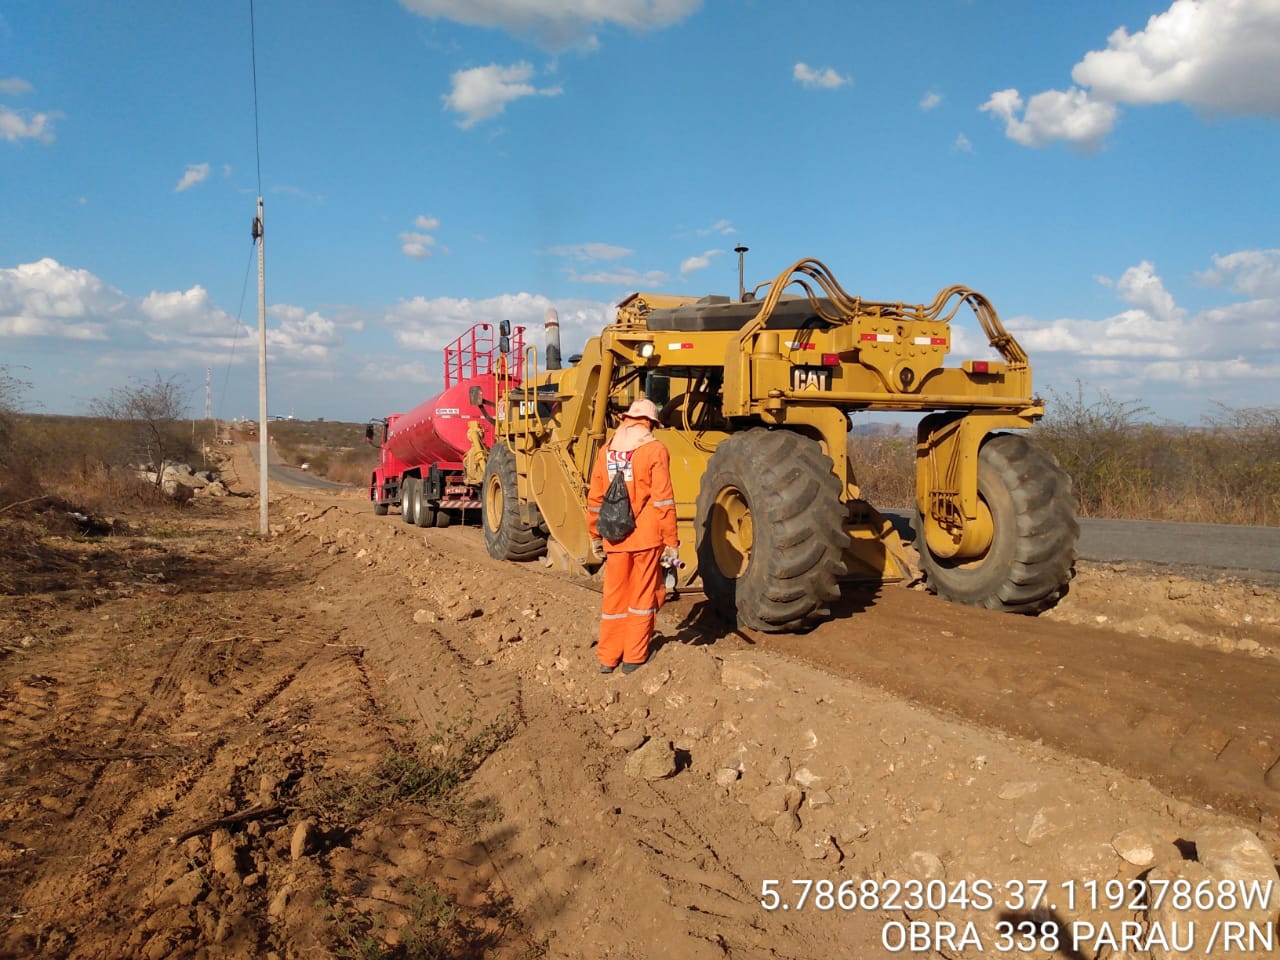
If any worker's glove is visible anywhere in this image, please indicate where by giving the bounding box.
[662,545,679,563]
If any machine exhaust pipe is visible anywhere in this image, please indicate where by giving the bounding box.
[544,306,562,370]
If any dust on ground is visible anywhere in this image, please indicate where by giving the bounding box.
[2,457,1278,959]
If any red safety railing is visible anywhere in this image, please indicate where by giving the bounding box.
[443,323,525,388]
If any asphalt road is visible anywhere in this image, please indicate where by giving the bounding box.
[882,509,1280,577]
[244,440,351,491]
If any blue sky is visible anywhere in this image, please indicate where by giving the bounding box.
[2,0,1277,424]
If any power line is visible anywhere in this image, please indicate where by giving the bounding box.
[248,0,263,196]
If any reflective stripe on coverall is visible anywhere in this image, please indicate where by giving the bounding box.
[586,439,678,667]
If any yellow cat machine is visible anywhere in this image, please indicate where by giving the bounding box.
[476,257,1078,632]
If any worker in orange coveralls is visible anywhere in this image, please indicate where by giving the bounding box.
[586,398,678,674]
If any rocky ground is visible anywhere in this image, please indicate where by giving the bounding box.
[1,449,1277,959]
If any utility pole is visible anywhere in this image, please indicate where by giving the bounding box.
[255,198,269,536]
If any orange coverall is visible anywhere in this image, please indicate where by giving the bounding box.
[586,439,678,668]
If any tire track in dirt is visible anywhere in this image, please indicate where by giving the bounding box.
[746,584,1280,825]
[290,502,884,959]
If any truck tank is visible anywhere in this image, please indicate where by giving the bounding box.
[384,323,524,468]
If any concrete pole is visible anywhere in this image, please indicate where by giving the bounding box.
[256,197,269,536]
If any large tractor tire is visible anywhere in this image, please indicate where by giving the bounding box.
[400,476,419,525]
[482,444,547,561]
[695,429,848,632]
[913,433,1078,613]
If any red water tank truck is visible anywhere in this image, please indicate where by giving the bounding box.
[367,322,527,527]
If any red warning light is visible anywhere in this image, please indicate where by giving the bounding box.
[821,353,840,366]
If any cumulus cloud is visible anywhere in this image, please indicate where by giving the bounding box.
[1196,249,1280,297]
[983,0,1280,149]
[401,214,442,258]
[680,249,722,275]
[793,62,850,90]
[547,242,632,261]
[954,133,973,153]
[1072,0,1280,115]
[0,256,350,370]
[174,162,211,192]
[920,91,943,111]
[980,86,1117,150]
[442,61,562,127]
[1005,252,1280,391]
[267,304,345,361]
[399,0,701,49]
[400,232,437,259]
[0,259,119,339]
[0,106,56,142]
[385,291,613,357]
[0,77,32,95]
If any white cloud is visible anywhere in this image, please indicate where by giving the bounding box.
[954,133,973,153]
[0,257,346,368]
[680,249,722,275]
[696,219,735,237]
[442,61,562,128]
[1196,249,1280,297]
[567,266,668,287]
[794,62,850,90]
[267,304,344,361]
[399,0,701,49]
[0,77,32,95]
[0,106,56,142]
[401,214,442,258]
[1115,260,1183,323]
[547,242,632,261]
[385,291,613,356]
[0,258,121,339]
[174,162,211,192]
[1072,0,1280,115]
[983,0,1280,149]
[222,163,232,177]
[400,232,437,259]
[1005,254,1280,382]
[980,86,1117,150]
[920,91,943,111]
[1143,357,1280,383]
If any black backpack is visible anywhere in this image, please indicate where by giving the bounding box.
[597,461,636,543]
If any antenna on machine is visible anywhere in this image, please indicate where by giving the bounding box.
[734,244,749,302]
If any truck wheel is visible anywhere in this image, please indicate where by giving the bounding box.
[695,429,848,632]
[913,433,1078,613]
[374,501,389,516]
[482,443,547,561]
[400,477,419,525]
[434,510,452,528]
[415,495,437,528]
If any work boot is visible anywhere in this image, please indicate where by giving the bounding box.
[620,661,644,675]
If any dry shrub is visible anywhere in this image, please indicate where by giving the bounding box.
[846,427,914,508]
[1034,387,1279,526]
[840,389,1279,527]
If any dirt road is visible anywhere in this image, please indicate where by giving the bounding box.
[2,455,1277,959]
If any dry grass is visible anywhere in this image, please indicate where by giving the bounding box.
[846,395,1280,527]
